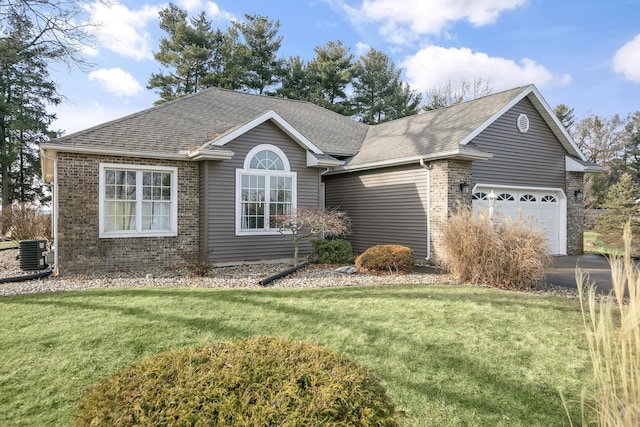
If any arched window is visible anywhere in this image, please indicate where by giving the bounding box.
[236,145,296,234]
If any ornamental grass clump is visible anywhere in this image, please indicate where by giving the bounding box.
[355,244,415,274]
[73,336,398,426]
[441,207,550,289]
[571,223,640,426]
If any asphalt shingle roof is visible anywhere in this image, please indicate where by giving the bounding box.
[48,84,580,168]
[346,86,528,166]
[50,87,368,157]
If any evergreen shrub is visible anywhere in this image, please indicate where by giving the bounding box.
[74,336,398,426]
[355,244,415,274]
[310,238,353,264]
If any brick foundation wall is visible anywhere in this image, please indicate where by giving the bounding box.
[55,153,199,275]
[566,171,584,255]
[428,159,472,263]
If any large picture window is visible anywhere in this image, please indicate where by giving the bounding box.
[99,164,177,238]
[236,145,296,235]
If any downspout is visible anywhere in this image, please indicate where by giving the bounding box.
[41,150,59,275]
[419,158,431,262]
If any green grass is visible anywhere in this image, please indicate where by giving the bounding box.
[0,240,18,249]
[584,231,624,256]
[0,285,592,426]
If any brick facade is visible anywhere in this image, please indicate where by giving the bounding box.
[566,171,585,255]
[55,153,199,275]
[428,159,473,262]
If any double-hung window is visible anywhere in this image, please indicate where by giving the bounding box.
[99,164,178,238]
[236,145,296,235]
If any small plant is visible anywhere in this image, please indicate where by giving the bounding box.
[181,249,212,277]
[275,207,351,264]
[355,244,415,274]
[73,336,398,426]
[441,207,550,289]
[310,238,353,264]
[570,222,640,426]
[0,203,51,241]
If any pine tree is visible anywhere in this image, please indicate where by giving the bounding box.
[148,3,232,103]
[306,40,355,115]
[230,14,284,94]
[0,12,59,209]
[0,0,92,209]
[276,56,312,100]
[351,48,421,124]
[594,173,640,248]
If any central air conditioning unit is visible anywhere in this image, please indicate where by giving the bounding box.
[19,240,49,271]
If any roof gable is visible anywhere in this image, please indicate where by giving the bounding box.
[208,110,323,154]
[460,85,585,161]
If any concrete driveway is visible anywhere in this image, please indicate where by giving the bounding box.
[545,254,613,294]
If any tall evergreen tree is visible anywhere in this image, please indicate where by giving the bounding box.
[1,12,62,209]
[594,173,640,248]
[0,0,92,209]
[148,4,232,103]
[230,14,284,94]
[554,104,576,134]
[276,56,312,100]
[306,40,355,114]
[351,48,421,124]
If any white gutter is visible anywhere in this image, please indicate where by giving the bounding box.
[419,158,431,262]
[40,149,59,275]
[41,144,234,161]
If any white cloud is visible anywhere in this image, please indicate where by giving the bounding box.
[345,0,527,43]
[88,68,144,97]
[401,45,571,92]
[179,0,236,21]
[613,34,640,83]
[84,1,160,60]
[355,42,371,56]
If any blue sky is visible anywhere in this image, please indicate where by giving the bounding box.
[51,0,640,135]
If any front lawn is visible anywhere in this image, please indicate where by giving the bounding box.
[0,284,591,426]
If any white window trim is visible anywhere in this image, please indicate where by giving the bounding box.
[99,163,178,238]
[235,144,297,236]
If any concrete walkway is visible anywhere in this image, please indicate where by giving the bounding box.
[545,254,613,294]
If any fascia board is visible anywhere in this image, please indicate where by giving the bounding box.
[325,149,492,175]
[41,144,233,162]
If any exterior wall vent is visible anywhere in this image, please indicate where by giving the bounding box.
[19,240,49,271]
[517,114,530,133]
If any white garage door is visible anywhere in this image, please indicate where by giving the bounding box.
[472,186,566,255]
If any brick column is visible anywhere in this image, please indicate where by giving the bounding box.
[566,172,585,255]
[428,159,472,263]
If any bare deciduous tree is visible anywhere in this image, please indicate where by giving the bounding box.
[422,78,492,111]
[274,207,350,264]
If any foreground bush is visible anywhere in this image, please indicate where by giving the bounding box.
[355,244,415,274]
[572,223,640,426]
[74,336,398,426]
[311,238,353,264]
[442,208,549,289]
[0,203,51,241]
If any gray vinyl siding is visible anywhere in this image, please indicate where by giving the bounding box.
[201,121,320,263]
[324,165,428,259]
[468,98,567,189]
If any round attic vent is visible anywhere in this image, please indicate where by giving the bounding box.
[517,113,530,133]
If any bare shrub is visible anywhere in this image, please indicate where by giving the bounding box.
[0,203,51,241]
[570,222,640,426]
[181,250,212,277]
[355,244,415,274]
[441,207,550,290]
